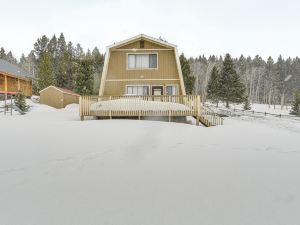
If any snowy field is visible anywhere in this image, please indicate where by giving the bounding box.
[208,101,292,115]
[0,101,300,225]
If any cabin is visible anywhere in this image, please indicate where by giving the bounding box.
[39,86,80,109]
[79,34,223,126]
[0,59,32,97]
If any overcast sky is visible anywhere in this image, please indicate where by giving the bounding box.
[0,0,299,60]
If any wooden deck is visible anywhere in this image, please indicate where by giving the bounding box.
[79,95,223,126]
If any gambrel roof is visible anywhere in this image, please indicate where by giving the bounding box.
[108,34,177,49]
[99,34,186,95]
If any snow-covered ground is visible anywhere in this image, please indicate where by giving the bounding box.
[208,102,291,115]
[0,101,300,225]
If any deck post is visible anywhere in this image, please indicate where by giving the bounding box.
[168,110,171,122]
[80,116,84,121]
[109,96,112,119]
[4,75,7,102]
[196,95,200,126]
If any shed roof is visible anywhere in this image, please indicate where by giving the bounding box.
[0,59,33,78]
[39,86,80,97]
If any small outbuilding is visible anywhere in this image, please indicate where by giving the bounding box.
[39,86,80,109]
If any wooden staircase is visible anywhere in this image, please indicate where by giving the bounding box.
[196,105,223,127]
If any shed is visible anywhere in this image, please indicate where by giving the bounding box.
[39,86,80,109]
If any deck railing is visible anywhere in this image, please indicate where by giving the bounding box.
[79,95,223,126]
[200,105,224,126]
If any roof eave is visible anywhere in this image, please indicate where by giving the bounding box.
[107,34,177,50]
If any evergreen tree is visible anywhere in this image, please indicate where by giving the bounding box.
[92,47,104,94]
[180,53,195,94]
[206,66,221,106]
[290,91,300,116]
[0,47,6,59]
[65,41,76,89]
[74,58,94,95]
[219,54,246,108]
[36,52,55,91]
[14,91,29,112]
[243,95,251,110]
[34,35,49,60]
[55,33,69,88]
[74,43,84,60]
[6,51,17,64]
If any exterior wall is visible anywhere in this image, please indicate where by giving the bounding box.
[0,72,32,96]
[40,87,64,109]
[104,80,181,96]
[0,74,5,91]
[102,39,182,96]
[40,86,79,109]
[62,93,79,107]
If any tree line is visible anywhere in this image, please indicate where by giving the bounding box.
[189,54,300,109]
[1,34,299,113]
[1,33,104,95]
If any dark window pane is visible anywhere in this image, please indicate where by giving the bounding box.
[149,54,157,68]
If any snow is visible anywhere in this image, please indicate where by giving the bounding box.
[208,102,291,116]
[90,98,190,112]
[0,101,300,225]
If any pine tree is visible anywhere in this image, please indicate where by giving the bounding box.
[36,52,55,91]
[290,91,300,116]
[206,66,221,106]
[92,47,104,94]
[219,54,246,108]
[74,44,84,60]
[180,53,195,94]
[34,35,50,60]
[14,91,29,112]
[74,58,94,95]
[6,51,17,64]
[243,95,251,110]
[0,47,6,59]
[55,33,69,88]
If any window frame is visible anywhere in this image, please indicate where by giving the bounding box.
[126,52,158,70]
[125,85,151,96]
[165,84,179,95]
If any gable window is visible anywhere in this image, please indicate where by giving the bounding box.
[126,85,149,95]
[127,54,157,69]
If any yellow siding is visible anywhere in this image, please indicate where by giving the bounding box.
[62,93,79,107]
[103,47,181,95]
[104,80,181,96]
[40,86,79,109]
[40,87,64,109]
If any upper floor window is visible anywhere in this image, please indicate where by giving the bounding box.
[128,54,157,69]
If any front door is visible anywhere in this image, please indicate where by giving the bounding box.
[152,86,163,95]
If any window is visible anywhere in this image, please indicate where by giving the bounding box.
[128,54,157,69]
[126,86,149,95]
[166,85,177,95]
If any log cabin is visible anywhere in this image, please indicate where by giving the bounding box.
[79,34,223,126]
[0,59,32,97]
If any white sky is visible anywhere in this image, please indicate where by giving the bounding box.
[0,0,299,60]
